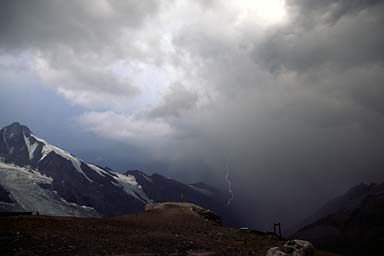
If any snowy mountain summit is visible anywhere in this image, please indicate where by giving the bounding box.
[0,122,230,221]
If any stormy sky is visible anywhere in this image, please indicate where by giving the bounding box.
[1,0,384,231]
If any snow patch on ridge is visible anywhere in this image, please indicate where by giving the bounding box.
[189,184,212,196]
[141,172,153,183]
[113,173,151,203]
[23,132,38,160]
[87,163,109,177]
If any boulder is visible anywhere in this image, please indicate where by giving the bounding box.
[266,240,314,256]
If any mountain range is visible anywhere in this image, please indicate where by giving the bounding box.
[0,122,234,224]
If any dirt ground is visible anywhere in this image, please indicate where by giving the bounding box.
[0,205,338,256]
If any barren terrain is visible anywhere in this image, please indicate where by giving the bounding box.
[0,203,337,256]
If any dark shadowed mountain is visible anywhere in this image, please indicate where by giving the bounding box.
[0,122,235,224]
[293,182,384,255]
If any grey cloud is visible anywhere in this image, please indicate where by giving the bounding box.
[0,0,161,51]
[0,0,165,109]
[50,52,139,107]
[28,49,140,109]
[149,84,198,118]
[195,0,221,9]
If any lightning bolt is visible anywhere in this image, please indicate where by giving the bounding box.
[225,163,234,207]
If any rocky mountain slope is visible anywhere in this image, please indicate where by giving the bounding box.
[0,122,233,223]
[293,182,384,255]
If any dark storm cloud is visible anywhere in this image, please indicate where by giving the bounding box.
[288,0,384,24]
[256,1,384,72]
[252,0,384,118]
[141,0,384,230]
